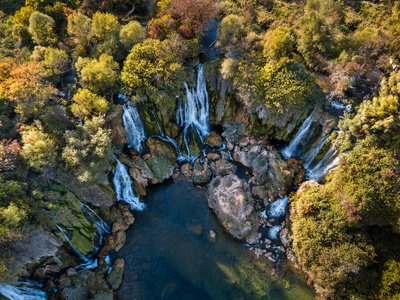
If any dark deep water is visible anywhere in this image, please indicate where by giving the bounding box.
[114,175,316,300]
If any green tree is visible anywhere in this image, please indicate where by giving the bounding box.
[75,54,119,96]
[216,14,245,51]
[20,125,56,170]
[236,57,314,115]
[91,12,120,43]
[43,47,70,83]
[122,35,194,108]
[28,11,57,46]
[67,11,92,54]
[119,20,145,51]
[70,88,109,120]
[263,26,295,61]
[62,116,112,184]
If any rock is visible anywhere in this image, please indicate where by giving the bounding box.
[106,106,126,144]
[233,146,249,167]
[61,286,89,300]
[107,259,125,290]
[210,156,237,177]
[204,131,223,148]
[54,195,98,256]
[181,163,193,179]
[113,230,126,252]
[207,152,220,160]
[67,267,77,277]
[268,256,276,263]
[127,156,155,196]
[287,158,305,186]
[280,228,289,248]
[253,247,263,258]
[93,291,114,300]
[251,185,269,201]
[145,156,175,184]
[207,230,217,242]
[187,224,203,235]
[207,175,258,240]
[146,137,178,164]
[246,231,262,244]
[10,229,62,279]
[33,256,63,279]
[191,158,212,184]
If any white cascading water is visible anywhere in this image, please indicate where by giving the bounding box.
[282,114,314,159]
[0,283,46,300]
[122,104,147,153]
[303,130,339,169]
[268,225,282,240]
[56,225,90,263]
[113,159,145,211]
[80,202,110,245]
[176,64,210,156]
[307,145,340,182]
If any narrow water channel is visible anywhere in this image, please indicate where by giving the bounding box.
[113,174,316,300]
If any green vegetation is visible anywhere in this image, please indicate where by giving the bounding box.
[0,0,399,297]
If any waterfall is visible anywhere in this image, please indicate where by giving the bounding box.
[0,283,46,300]
[80,202,110,244]
[307,145,340,182]
[282,114,314,159]
[56,225,89,262]
[303,130,339,169]
[268,196,288,218]
[122,104,146,153]
[113,159,145,211]
[150,110,193,162]
[177,64,210,156]
[268,225,282,240]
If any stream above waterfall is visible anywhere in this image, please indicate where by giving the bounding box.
[112,174,316,300]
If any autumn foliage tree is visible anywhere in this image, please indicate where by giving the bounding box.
[0,61,55,118]
[148,0,216,39]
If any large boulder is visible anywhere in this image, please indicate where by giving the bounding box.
[207,175,258,240]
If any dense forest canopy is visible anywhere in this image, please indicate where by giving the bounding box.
[0,0,399,299]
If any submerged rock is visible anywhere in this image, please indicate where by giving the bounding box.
[207,175,258,240]
[107,258,125,290]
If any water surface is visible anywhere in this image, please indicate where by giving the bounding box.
[115,175,316,300]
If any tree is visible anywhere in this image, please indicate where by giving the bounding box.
[75,54,119,96]
[148,0,216,39]
[121,35,193,108]
[263,26,295,61]
[28,11,58,46]
[91,12,120,43]
[20,125,56,170]
[67,11,92,54]
[62,116,112,184]
[43,47,70,83]
[0,61,55,118]
[216,14,245,51]
[70,88,109,120]
[119,20,145,51]
[236,57,315,116]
